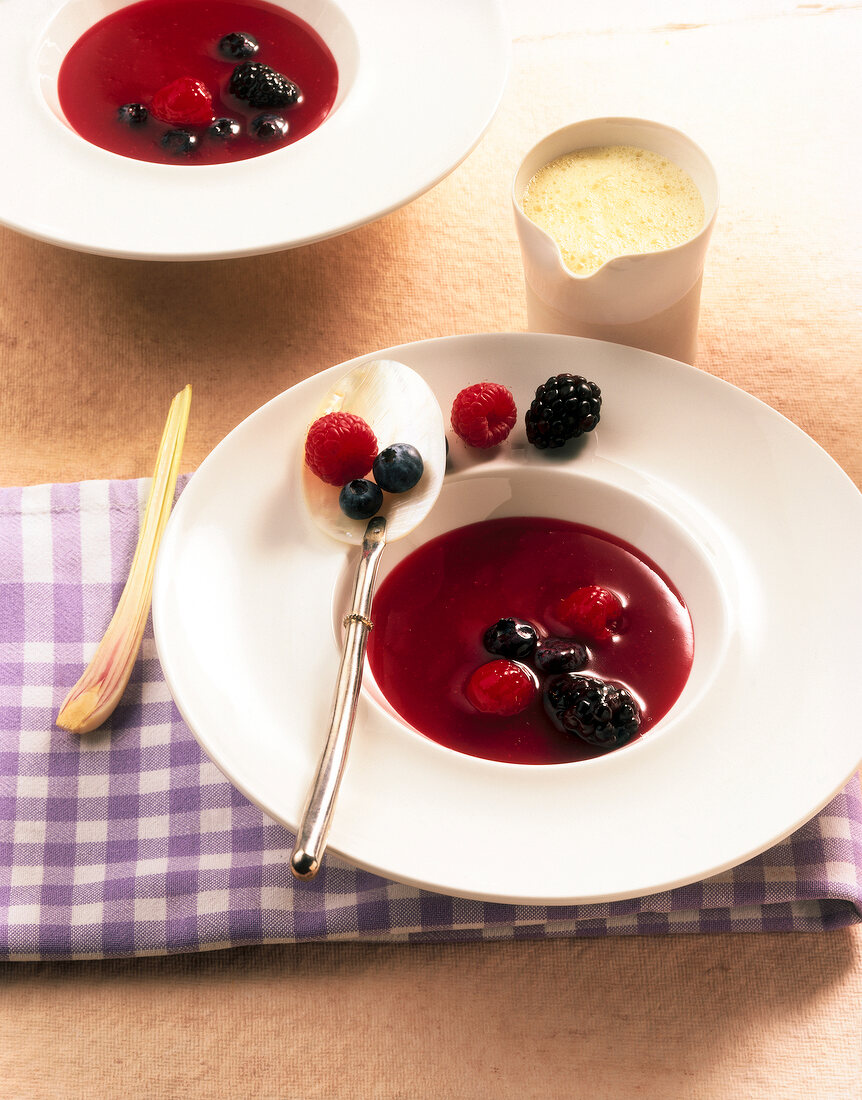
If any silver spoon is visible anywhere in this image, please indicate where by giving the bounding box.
[290,359,446,878]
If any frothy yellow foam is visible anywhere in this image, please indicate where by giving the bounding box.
[522,145,704,276]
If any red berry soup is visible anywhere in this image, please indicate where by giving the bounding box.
[57,0,338,165]
[366,516,694,765]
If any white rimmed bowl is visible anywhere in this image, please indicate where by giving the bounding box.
[153,332,862,903]
[4,0,509,259]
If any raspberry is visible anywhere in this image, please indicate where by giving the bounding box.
[305,412,378,486]
[525,374,602,449]
[543,674,641,749]
[150,77,213,126]
[557,585,622,641]
[465,660,535,717]
[229,62,302,109]
[450,382,517,448]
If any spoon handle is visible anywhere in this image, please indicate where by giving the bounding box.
[290,515,388,879]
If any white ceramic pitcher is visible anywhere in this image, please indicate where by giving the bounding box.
[512,118,719,364]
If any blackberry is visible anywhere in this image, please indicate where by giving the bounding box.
[160,129,199,156]
[339,479,383,521]
[250,113,289,140]
[229,62,302,109]
[117,103,148,126]
[483,618,538,660]
[543,674,641,750]
[218,32,259,59]
[533,637,588,674]
[208,117,241,139]
[525,374,602,449]
[372,444,424,493]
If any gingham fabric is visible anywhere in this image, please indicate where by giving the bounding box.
[1,478,860,960]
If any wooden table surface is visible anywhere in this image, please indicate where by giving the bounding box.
[2,1,860,1096]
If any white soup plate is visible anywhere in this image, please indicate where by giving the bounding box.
[152,333,862,904]
[4,0,508,259]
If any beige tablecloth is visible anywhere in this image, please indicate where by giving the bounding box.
[1,0,860,1095]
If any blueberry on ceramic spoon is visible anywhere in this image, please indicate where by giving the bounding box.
[372,444,424,493]
[339,479,384,520]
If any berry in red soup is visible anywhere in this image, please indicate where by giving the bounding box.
[57,0,338,165]
[465,660,537,717]
[366,516,694,765]
[557,584,623,641]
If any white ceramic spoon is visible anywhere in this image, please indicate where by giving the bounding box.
[290,359,446,878]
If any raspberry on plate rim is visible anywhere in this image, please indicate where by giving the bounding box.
[450,381,518,449]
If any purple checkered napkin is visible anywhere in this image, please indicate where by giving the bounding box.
[1,478,861,960]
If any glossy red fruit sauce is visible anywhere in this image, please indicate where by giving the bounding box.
[366,516,694,765]
[57,0,338,165]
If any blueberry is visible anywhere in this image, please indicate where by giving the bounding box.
[160,129,199,156]
[218,32,259,59]
[208,117,241,139]
[339,479,383,520]
[483,618,538,660]
[118,103,148,125]
[372,444,424,493]
[534,637,589,674]
[250,113,289,140]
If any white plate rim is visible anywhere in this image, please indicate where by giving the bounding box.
[153,332,862,904]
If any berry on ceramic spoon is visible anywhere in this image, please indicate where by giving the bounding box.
[304,412,379,486]
[339,479,384,521]
[372,444,424,493]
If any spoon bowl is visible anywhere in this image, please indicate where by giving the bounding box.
[301,358,447,543]
[291,359,446,877]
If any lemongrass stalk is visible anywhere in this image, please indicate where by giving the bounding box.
[56,385,192,734]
